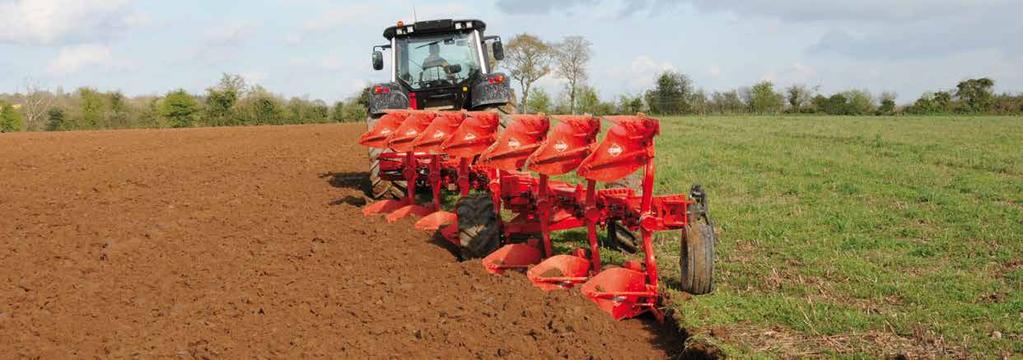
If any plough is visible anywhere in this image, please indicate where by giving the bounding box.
[358,110,716,320]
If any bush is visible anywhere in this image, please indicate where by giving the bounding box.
[161,90,199,128]
[0,101,24,132]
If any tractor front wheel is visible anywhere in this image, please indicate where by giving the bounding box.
[456,193,502,259]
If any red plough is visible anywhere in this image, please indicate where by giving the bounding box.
[356,110,716,321]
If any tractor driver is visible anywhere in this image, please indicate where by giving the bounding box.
[422,42,449,70]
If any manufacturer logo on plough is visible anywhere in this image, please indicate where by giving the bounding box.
[508,138,521,149]
[554,141,568,152]
[608,144,623,157]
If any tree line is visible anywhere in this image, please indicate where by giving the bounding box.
[0,74,369,133]
[3,34,1023,133]
[501,33,1023,116]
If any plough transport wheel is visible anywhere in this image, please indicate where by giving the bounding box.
[680,222,715,295]
[456,193,501,259]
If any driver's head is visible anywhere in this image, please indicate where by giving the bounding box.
[429,43,440,55]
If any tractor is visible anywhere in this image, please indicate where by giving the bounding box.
[365,19,513,200]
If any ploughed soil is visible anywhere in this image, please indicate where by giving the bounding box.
[0,124,684,359]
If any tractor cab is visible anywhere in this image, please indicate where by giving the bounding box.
[368,19,512,115]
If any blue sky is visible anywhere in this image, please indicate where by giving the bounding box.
[1,0,1021,103]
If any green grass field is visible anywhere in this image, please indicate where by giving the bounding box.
[626,116,1023,357]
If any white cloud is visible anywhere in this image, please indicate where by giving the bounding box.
[0,0,140,45]
[303,4,377,33]
[204,22,255,47]
[708,64,722,78]
[760,62,818,85]
[677,0,1021,22]
[623,55,676,90]
[290,1,468,44]
[495,0,599,15]
[47,43,127,74]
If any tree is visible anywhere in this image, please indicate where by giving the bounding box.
[161,90,199,128]
[331,101,347,122]
[824,94,851,115]
[19,81,55,131]
[504,34,554,113]
[933,91,954,113]
[553,36,592,114]
[785,85,813,113]
[0,101,25,132]
[644,71,694,115]
[955,78,995,113]
[108,91,130,128]
[244,86,283,125]
[843,89,875,115]
[205,73,246,126]
[877,91,897,115]
[46,107,65,131]
[581,84,601,114]
[78,88,106,130]
[709,90,746,114]
[618,94,643,114]
[749,81,784,114]
[526,88,552,113]
[690,89,708,115]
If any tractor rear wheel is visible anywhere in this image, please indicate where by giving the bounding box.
[456,193,502,259]
[606,221,639,253]
[366,115,406,200]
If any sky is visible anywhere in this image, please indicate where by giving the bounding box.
[1,0,1021,103]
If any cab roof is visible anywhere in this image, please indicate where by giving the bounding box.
[383,19,487,40]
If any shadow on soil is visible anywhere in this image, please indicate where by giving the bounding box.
[320,171,371,206]
[322,171,720,359]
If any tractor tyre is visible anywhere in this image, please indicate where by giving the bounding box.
[366,115,406,200]
[606,221,639,253]
[680,222,715,295]
[456,193,502,259]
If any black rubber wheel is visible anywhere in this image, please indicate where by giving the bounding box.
[606,221,639,253]
[366,115,406,200]
[680,222,715,295]
[456,193,502,259]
